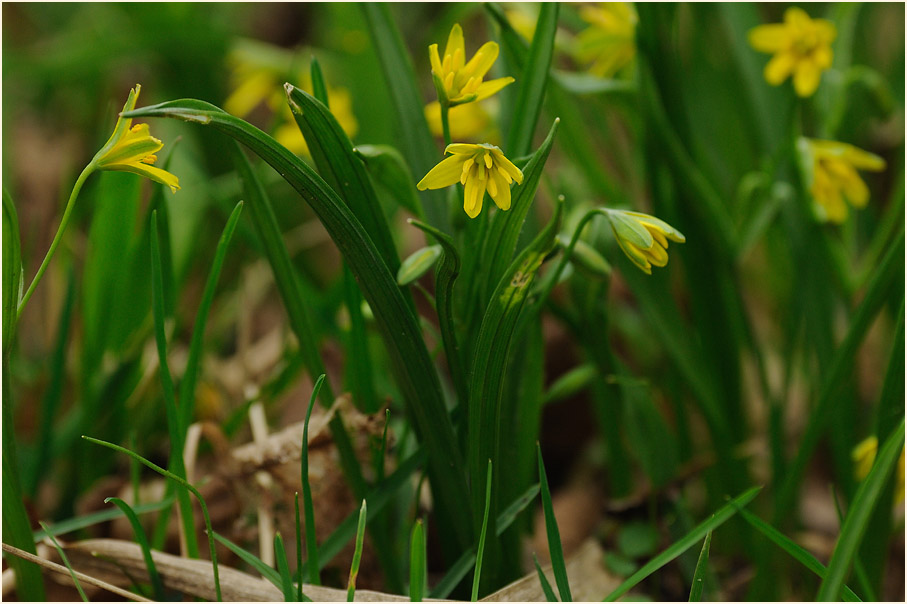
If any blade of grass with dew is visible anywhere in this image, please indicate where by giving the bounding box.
[105,497,165,601]
[775,232,905,520]
[410,519,425,602]
[275,533,296,602]
[128,99,472,551]
[359,2,443,230]
[302,375,324,586]
[735,507,861,602]
[32,498,174,542]
[409,219,467,406]
[354,144,424,220]
[39,521,88,602]
[538,444,572,602]
[472,460,493,601]
[347,500,367,602]
[287,84,400,273]
[150,210,200,559]
[688,531,711,601]
[429,482,541,599]
[228,142,369,504]
[468,198,563,569]
[505,3,558,157]
[533,553,559,602]
[604,486,763,602]
[818,418,906,601]
[82,436,223,602]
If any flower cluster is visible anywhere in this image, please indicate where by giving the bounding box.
[801,138,886,223]
[606,210,686,275]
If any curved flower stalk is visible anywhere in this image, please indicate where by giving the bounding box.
[416,143,523,218]
[572,2,638,78]
[17,85,179,318]
[605,209,685,274]
[749,6,836,98]
[800,138,886,223]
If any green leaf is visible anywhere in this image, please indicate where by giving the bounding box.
[533,553,560,602]
[538,444,572,601]
[128,98,471,551]
[32,498,173,542]
[2,189,21,355]
[688,531,711,601]
[468,197,562,543]
[213,531,282,588]
[286,84,400,272]
[355,144,424,219]
[409,519,425,602]
[397,245,442,286]
[347,500,367,602]
[506,3,558,157]
[360,3,448,231]
[39,522,88,602]
[555,235,612,280]
[310,57,328,105]
[550,71,636,96]
[472,460,493,601]
[604,486,762,601]
[817,418,905,601]
[542,363,599,406]
[302,375,324,586]
[275,533,296,602]
[105,497,165,601]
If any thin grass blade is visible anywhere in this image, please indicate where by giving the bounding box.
[105,497,166,601]
[32,498,173,542]
[212,531,281,587]
[302,375,325,585]
[347,500,367,602]
[538,444,572,601]
[533,553,559,602]
[409,519,425,602]
[39,522,88,602]
[275,533,296,602]
[688,531,711,601]
[472,460,493,601]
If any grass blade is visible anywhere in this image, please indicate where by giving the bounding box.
[604,486,763,601]
[310,57,328,105]
[295,493,303,600]
[105,497,166,600]
[347,500,368,602]
[302,375,325,585]
[212,531,281,587]
[359,2,444,230]
[2,189,22,353]
[505,3,559,157]
[817,418,906,601]
[409,519,425,602]
[32,498,174,542]
[688,531,711,601]
[533,553,559,602]
[128,99,472,551]
[83,436,222,601]
[39,521,88,602]
[275,533,296,602]
[538,444,572,602]
[472,460,493,601]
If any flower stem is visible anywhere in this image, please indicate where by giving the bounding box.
[17,163,94,320]
[440,102,452,148]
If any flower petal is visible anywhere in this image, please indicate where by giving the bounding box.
[487,169,512,211]
[463,171,484,218]
[474,77,515,102]
[463,41,500,80]
[105,162,180,193]
[446,24,465,66]
[764,51,796,85]
[429,44,443,76]
[417,154,466,190]
[748,24,789,53]
[446,143,481,155]
[793,60,822,97]
[491,149,523,184]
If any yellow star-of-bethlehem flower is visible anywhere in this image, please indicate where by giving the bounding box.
[853,436,905,504]
[802,138,886,223]
[93,85,180,193]
[430,23,514,106]
[606,209,685,274]
[572,2,638,78]
[748,7,836,97]
[417,143,523,219]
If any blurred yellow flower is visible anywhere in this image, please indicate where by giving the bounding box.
[417,143,523,218]
[748,7,836,97]
[425,100,492,141]
[853,436,905,503]
[430,23,514,106]
[93,85,180,193]
[606,210,685,274]
[802,138,886,223]
[572,3,637,78]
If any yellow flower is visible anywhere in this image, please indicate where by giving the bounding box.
[430,24,514,106]
[802,138,886,223]
[416,143,523,219]
[748,7,836,97]
[93,85,180,193]
[853,436,905,504]
[606,209,685,274]
[425,100,493,141]
[572,3,637,78]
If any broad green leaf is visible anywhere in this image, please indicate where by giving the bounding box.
[818,418,905,601]
[360,3,448,231]
[604,487,762,601]
[397,245,442,286]
[126,99,471,549]
[505,3,559,157]
[355,144,424,219]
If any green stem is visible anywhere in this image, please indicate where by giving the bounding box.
[440,102,452,148]
[17,163,94,319]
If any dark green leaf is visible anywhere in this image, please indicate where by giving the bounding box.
[2,189,21,355]
[409,520,425,602]
[355,144,424,219]
[275,533,296,602]
[105,497,165,600]
[688,531,711,601]
[533,553,559,602]
[538,444,572,601]
[397,245,442,286]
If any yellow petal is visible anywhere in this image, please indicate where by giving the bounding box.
[748,24,789,53]
[487,169,511,211]
[417,155,466,190]
[446,24,465,67]
[474,77,515,102]
[429,44,443,76]
[784,6,811,29]
[793,60,822,97]
[843,146,886,171]
[463,41,500,80]
[98,124,163,166]
[644,242,669,267]
[446,143,481,155]
[615,237,652,274]
[764,52,796,85]
[224,71,277,117]
[812,44,833,69]
[814,19,837,43]
[463,172,484,218]
[491,149,523,184]
[838,165,870,208]
[105,162,180,193]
